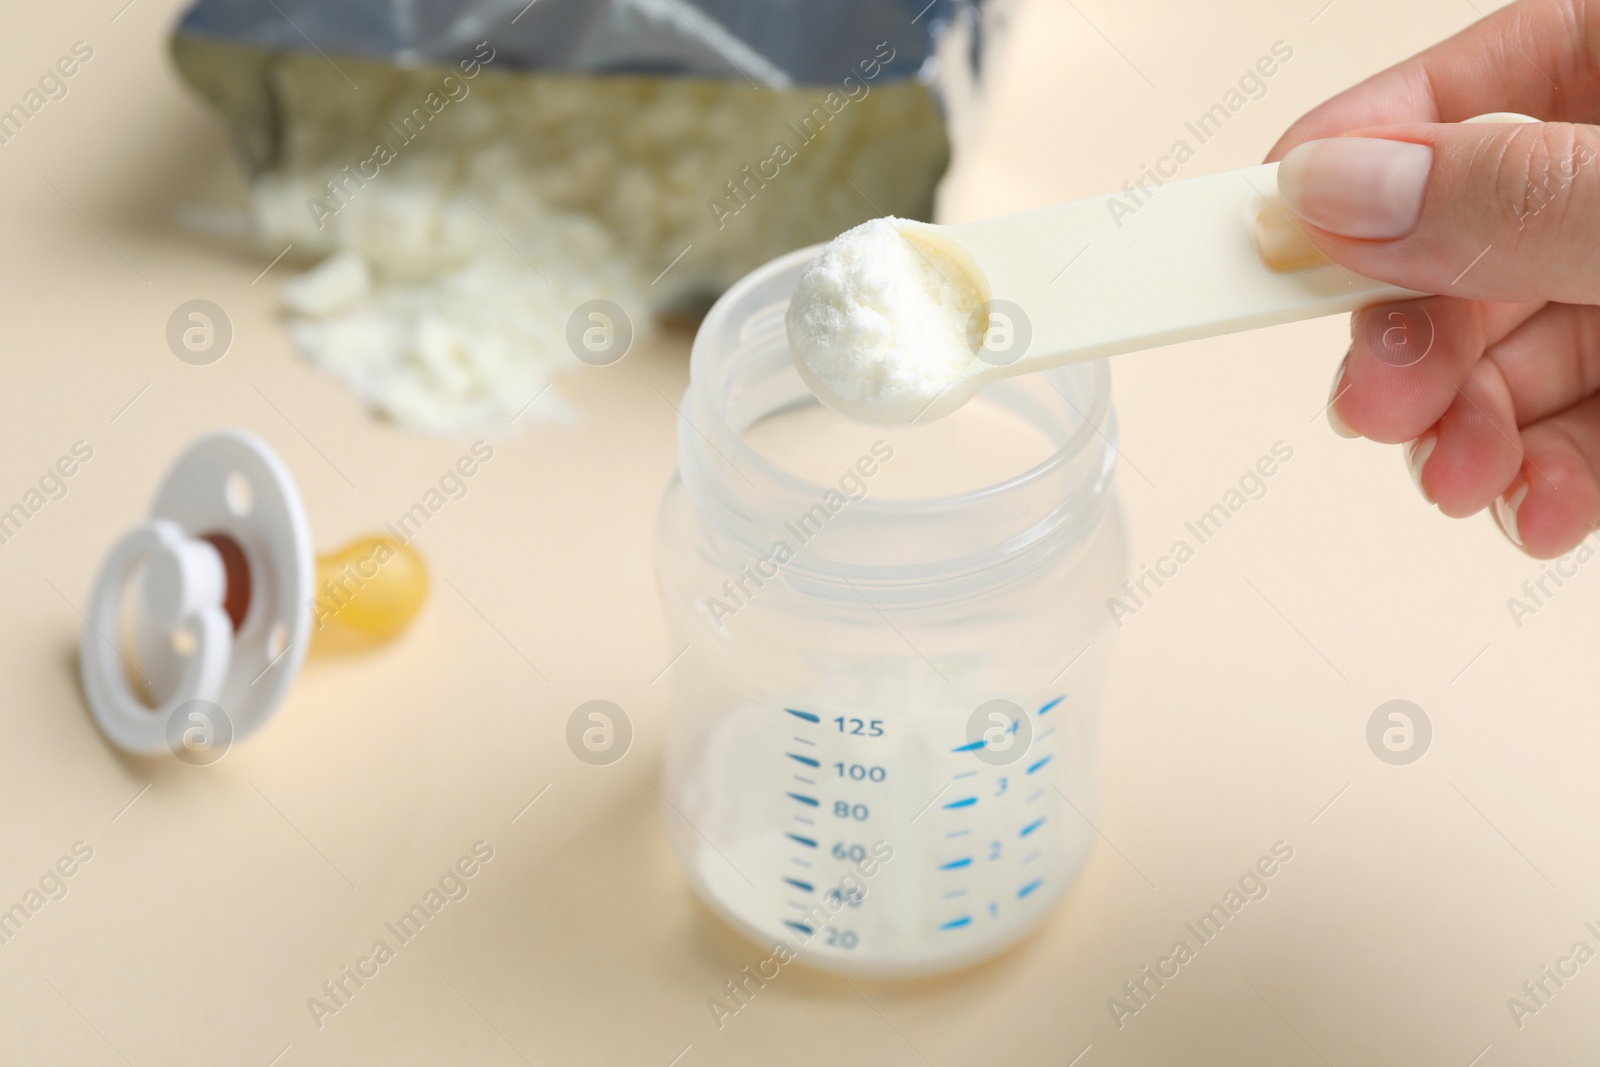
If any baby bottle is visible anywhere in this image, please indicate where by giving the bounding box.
[654,246,1129,977]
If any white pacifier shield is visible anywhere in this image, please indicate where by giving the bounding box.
[80,430,313,755]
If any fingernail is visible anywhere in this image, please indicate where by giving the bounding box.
[1404,432,1437,502]
[1327,354,1359,438]
[1493,477,1529,547]
[1278,137,1433,239]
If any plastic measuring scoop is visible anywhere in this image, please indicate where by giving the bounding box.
[793,112,1536,425]
[80,429,427,757]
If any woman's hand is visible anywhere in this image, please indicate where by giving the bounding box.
[1267,0,1600,557]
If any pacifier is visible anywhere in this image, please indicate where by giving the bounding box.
[80,429,427,757]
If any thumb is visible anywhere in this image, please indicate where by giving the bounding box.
[1276,121,1600,304]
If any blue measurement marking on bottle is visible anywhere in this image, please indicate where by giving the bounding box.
[1025,788,1046,804]
[1038,695,1065,715]
[1020,850,1040,865]
[951,739,986,753]
[1036,726,1058,742]
[943,889,969,899]
[1018,878,1044,898]
[779,710,825,940]
[939,916,973,930]
[944,796,978,809]
[951,770,978,780]
[1020,817,1046,837]
[1026,754,1053,774]
[946,829,970,838]
[939,857,973,870]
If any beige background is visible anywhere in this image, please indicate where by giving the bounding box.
[2,0,1596,1064]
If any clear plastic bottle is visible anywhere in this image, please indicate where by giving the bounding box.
[654,246,1129,977]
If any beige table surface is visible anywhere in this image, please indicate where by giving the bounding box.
[3,1,1597,1064]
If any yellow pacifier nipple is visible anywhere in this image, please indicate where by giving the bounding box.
[309,534,428,649]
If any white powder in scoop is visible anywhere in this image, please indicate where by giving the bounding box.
[786,217,984,423]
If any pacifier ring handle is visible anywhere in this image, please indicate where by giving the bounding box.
[82,520,233,754]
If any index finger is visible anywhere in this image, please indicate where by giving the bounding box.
[1265,0,1596,160]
